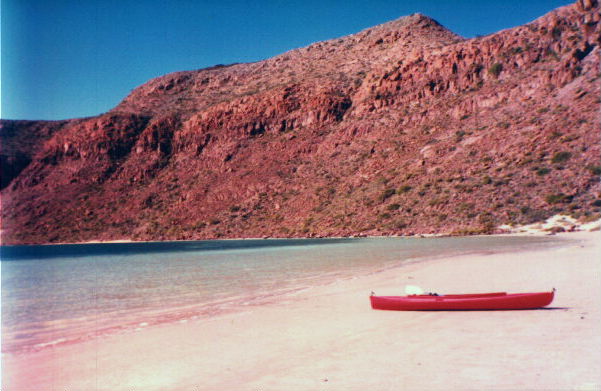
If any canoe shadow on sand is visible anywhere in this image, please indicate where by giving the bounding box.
[411,306,571,311]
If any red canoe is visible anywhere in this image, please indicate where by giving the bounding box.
[370,291,554,311]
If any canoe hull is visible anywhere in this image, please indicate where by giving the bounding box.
[370,291,554,311]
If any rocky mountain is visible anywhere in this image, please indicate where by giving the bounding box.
[1,0,600,244]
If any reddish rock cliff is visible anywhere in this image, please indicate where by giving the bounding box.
[1,1,600,244]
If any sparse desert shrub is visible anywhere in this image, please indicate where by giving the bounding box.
[480,222,496,234]
[580,213,601,223]
[488,63,503,78]
[457,202,475,212]
[545,193,571,204]
[192,221,207,230]
[387,203,401,211]
[428,198,442,206]
[397,185,412,194]
[455,130,466,142]
[560,134,579,143]
[510,46,523,54]
[586,165,601,175]
[389,219,407,229]
[379,212,391,220]
[545,48,560,61]
[536,167,550,176]
[379,188,396,202]
[551,151,572,164]
[455,184,474,193]
[451,227,485,235]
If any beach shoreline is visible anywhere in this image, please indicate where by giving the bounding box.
[7,214,599,247]
[3,231,600,390]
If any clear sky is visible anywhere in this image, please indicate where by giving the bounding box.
[1,0,573,121]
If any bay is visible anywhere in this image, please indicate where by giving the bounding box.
[1,235,566,353]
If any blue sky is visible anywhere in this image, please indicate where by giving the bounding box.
[1,0,573,120]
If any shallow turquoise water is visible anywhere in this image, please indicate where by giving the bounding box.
[0,235,567,352]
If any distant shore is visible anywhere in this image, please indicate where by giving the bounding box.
[4,214,599,247]
[3,230,600,390]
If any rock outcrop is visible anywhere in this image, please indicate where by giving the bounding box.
[1,1,599,244]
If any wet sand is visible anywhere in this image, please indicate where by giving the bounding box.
[3,231,600,390]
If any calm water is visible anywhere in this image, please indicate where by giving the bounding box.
[1,236,567,353]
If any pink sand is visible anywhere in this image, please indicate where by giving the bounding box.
[3,232,600,390]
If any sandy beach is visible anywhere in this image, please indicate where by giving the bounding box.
[3,231,600,390]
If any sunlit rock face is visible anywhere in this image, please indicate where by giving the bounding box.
[1,1,600,244]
